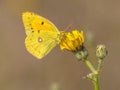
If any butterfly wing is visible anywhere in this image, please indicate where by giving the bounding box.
[22,12,60,59]
[22,12,60,36]
[25,30,59,59]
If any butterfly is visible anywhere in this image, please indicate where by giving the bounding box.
[22,12,64,59]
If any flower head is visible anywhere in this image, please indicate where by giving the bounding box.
[60,30,84,52]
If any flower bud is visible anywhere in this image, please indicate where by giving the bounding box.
[75,46,88,61]
[96,45,107,59]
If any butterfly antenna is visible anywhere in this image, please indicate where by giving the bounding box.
[64,22,74,32]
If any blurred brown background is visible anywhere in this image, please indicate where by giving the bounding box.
[0,0,119,90]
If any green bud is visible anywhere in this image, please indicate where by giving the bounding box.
[96,45,107,59]
[75,46,88,61]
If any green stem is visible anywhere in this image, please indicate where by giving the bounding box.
[84,60,97,74]
[84,60,100,90]
[97,58,103,73]
[93,74,99,90]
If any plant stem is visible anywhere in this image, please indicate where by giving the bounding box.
[84,60,97,74]
[84,60,100,90]
[97,58,103,73]
[93,74,99,90]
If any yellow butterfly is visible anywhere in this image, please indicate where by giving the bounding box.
[22,12,63,59]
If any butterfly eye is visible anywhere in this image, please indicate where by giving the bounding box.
[38,37,43,43]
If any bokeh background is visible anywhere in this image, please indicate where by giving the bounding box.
[0,0,119,90]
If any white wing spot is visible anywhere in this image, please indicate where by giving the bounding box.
[38,37,43,43]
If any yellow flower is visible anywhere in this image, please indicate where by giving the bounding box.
[60,30,84,52]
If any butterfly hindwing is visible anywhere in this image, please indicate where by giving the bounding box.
[25,30,59,59]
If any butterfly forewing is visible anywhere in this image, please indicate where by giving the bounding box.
[22,12,60,36]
